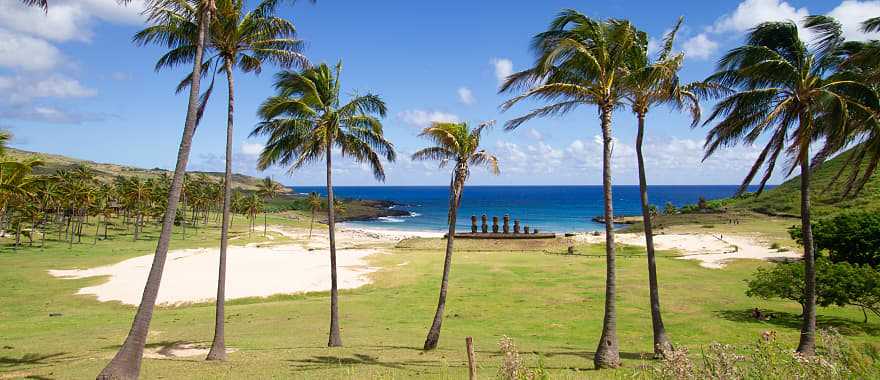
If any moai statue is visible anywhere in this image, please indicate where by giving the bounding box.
[524,225,530,234]
[503,214,510,234]
[481,214,488,233]
[533,229,539,234]
[471,215,478,233]
[514,219,521,234]
[492,216,499,233]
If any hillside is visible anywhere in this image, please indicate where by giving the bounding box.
[729,147,880,218]
[7,147,269,191]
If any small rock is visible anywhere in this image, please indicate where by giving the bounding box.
[49,313,63,317]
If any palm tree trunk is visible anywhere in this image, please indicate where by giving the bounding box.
[94,218,100,245]
[97,7,212,379]
[796,148,817,356]
[182,194,187,240]
[636,114,670,356]
[326,141,343,347]
[207,59,235,362]
[309,210,315,239]
[424,166,464,350]
[595,104,620,369]
[263,211,267,237]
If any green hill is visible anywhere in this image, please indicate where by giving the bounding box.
[730,147,880,218]
[6,147,271,191]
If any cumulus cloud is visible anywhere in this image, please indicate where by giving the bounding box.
[490,58,513,86]
[0,106,111,124]
[681,33,719,60]
[457,86,475,105]
[0,0,144,43]
[241,142,264,156]
[711,0,809,34]
[0,75,97,103]
[397,109,460,128]
[827,1,880,41]
[0,29,64,70]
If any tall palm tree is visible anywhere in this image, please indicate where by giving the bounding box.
[307,191,321,239]
[622,17,710,355]
[412,121,499,350]
[701,19,871,355]
[257,176,285,236]
[98,0,219,378]
[251,62,395,347]
[499,10,643,368]
[135,0,306,361]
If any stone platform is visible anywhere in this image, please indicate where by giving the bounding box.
[448,232,557,239]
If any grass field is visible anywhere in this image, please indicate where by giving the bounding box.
[0,213,877,379]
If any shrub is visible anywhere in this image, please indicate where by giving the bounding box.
[746,258,880,322]
[641,330,880,379]
[497,336,549,380]
[664,201,678,215]
[770,242,781,250]
[790,211,880,267]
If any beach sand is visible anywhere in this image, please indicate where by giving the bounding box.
[574,232,801,268]
[48,225,437,306]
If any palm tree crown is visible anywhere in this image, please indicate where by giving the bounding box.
[251,62,396,177]
[411,122,499,176]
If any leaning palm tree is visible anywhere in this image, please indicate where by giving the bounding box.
[134,0,307,361]
[701,19,872,355]
[307,191,321,239]
[499,10,643,368]
[413,121,499,350]
[622,17,712,356]
[257,176,285,236]
[251,62,395,347]
[98,0,219,378]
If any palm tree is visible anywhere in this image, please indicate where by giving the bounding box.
[701,19,871,355]
[251,62,395,347]
[307,191,321,239]
[499,10,643,368]
[622,17,711,356]
[98,0,219,378]
[257,176,285,236]
[412,121,499,350]
[135,0,304,363]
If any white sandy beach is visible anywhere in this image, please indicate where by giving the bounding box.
[48,225,435,306]
[574,232,801,268]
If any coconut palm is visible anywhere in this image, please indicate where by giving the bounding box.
[622,17,714,355]
[412,121,499,350]
[499,10,643,368]
[98,0,219,378]
[134,0,305,362]
[307,191,321,239]
[257,176,285,236]
[251,62,395,347]
[701,19,873,355]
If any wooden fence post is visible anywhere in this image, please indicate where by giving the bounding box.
[466,336,476,380]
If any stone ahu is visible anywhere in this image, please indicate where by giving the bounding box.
[454,214,554,239]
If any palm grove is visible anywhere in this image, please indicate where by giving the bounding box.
[12,0,880,378]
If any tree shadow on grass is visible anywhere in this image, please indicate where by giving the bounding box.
[716,309,880,336]
[0,352,67,369]
[287,353,437,372]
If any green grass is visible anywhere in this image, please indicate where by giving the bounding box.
[0,214,877,379]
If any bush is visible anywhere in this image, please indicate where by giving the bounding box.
[746,258,880,321]
[497,336,549,380]
[640,330,880,379]
[790,211,880,267]
[664,201,678,215]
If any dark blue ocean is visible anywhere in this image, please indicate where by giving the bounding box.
[294,185,765,233]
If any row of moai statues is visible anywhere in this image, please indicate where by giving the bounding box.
[470,214,539,234]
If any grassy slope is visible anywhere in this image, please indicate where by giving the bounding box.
[729,147,880,218]
[6,148,268,191]
[0,214,876,379]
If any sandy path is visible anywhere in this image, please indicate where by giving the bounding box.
[574,232,800,268]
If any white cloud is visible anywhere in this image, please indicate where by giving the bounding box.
[0,75,97,103]
[397,109,460,128]
[0,106,109,124]
[0,0,144,42]
[827,1,880,41]
[0,29,63,70]
[682,33,719,60]
[711,0,809,34]
[241,142,264,156]
[528,128,543,141]
[457,86,475,105]
[110,72,131,81]
[490,58,513,86]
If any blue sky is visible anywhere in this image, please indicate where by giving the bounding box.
[2,0,879,186]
